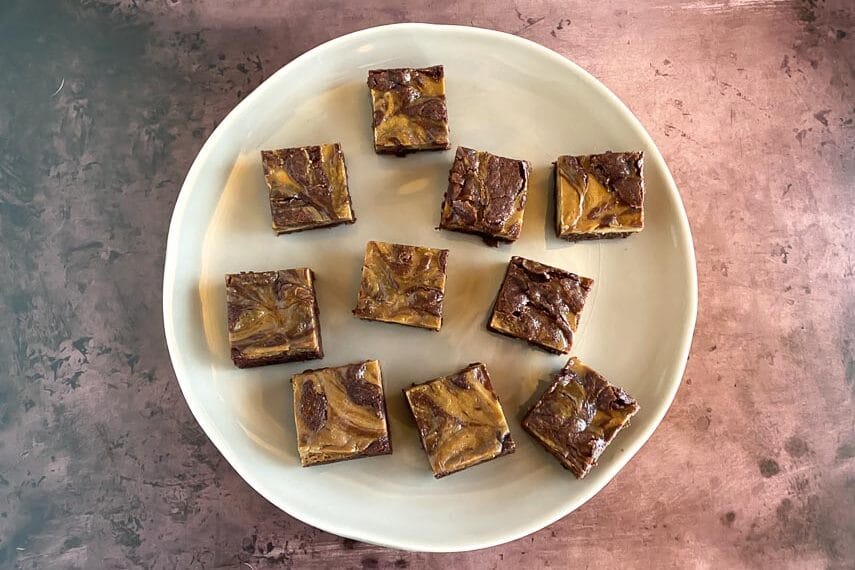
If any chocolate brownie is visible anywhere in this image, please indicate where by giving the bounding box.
[368,66,450,155]
[439,146,530,245]
[353,241,449,331]
[225,269,323,368]
[291,360,392,466]
[261,143,355,234]
[404,363,515,478]
[555,151,644,240]
[488,256,593,354]
[522,357,639,478]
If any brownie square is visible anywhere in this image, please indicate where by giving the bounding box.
[291,360,392,467]
[555,151,644,240]
[353,241,448,331]
[404,363,515,478]
[225,269,323,368]
[367,66,450,155]
[522,357,639,478]
[439,146,531,245]
[261,143,355,234]
[488,256,593,354]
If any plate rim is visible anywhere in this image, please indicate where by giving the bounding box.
[162,22,698,552]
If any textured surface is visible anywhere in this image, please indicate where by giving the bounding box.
[354,241,448,331]
[0,0,852,568]
[440,146,531,244]
[368,65,450,154]
[226,269,323,368]
[404,363,515,478]
[522,357,640,479]
[555,152,644,239]
[291,360,391,467]
[261,144,355,234]
[489,256,593,354]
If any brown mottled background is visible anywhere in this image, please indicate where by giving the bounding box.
[0,0,853,568]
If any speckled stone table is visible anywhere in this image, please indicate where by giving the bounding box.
[1,1,852,568]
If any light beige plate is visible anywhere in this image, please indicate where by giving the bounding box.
[163,23,697,552]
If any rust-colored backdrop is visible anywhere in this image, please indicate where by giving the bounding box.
[0,1,852,568]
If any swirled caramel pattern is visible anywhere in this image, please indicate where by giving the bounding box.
[368,66,450,155]
[353,241,448,331]
[555,151,644,240]
[225,269,322,368]
[291,360,392,467]
[488,256,593,354]
[522,357,639,479]
[440,146,530,245]
[261,144,354,234]
[404,363,515,478]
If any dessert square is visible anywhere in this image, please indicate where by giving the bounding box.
[225,269,323,368]
[522,357,639,478]
[404,363,515,478]
[488,256,593,354]
[439,146,530,245]
[291,360,392,467]
[367,65,450,155]
[554,151,644,240]
[261,143,355,234]
[353,241,449,331]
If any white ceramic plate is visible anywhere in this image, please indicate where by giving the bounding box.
[163,23,697,552]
